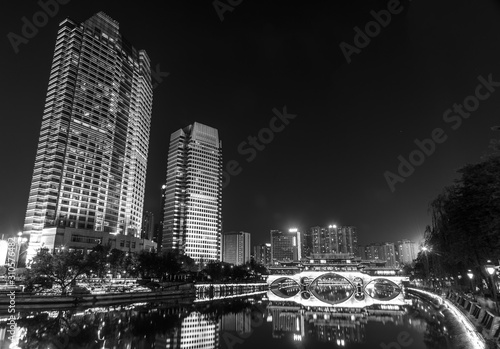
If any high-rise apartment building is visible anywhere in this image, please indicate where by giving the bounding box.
[362,242,397,267]
[380,242,397,267]
[162,122,222,264]
[395,239,418,265]
[23,12,153,261]
[222,231,251,265]
[270,229,301,264]
[309,225,339,255]
[254,243,272,266]
[337,226,358,256]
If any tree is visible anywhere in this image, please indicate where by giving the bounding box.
[86,244,110,278]
[419,153,500,292]
[28,249,92,295]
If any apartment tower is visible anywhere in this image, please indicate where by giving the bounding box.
[23,12,153,261]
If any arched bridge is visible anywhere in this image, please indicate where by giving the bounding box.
[267,270,409,308]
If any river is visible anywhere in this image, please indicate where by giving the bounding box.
[0,290,453,349]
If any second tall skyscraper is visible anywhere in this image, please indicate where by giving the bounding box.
[162,122,222,264]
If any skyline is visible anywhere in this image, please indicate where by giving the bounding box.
[2,0,500,248]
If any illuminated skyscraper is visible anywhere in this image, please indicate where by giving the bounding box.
[23,12,153,261]
[162,122,222,263]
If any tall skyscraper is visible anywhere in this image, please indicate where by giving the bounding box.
[162,122,222,264]
[23,12,153,261]
[222,231,251,265]
[270,229,301,264]
[254,243,272,266]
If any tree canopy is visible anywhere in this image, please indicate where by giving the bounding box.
[417,153,500,289]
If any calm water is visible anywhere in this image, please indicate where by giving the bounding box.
[0,292,450,349]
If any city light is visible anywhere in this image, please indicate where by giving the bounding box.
[289,228,298,233]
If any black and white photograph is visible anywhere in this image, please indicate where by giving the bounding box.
[1,0,500,348]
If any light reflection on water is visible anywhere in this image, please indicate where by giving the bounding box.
[0,293,450,348]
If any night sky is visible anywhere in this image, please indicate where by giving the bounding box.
[1,0,500,247]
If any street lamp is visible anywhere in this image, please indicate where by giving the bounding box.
[467,270,474,292]
[15,232,23,268]
[484,261,498,306]
[421,246,430,286]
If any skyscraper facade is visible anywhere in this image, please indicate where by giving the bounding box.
[23,12,153,261]
[270,229,301,264]
[162,122,222,264]
[222,231,251,265]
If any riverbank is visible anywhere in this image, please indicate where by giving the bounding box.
[0,282,195,312]
[407,288,488,349]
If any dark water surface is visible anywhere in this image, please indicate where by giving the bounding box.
[0,293,451,349]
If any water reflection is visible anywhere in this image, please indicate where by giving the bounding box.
[266,296,450,348]
[269,278,300,298]
[0,292,450,349]
[365,279,402,300]
[309,273,355,304]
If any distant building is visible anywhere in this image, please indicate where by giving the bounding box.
[337,226,358,256]
[222,231,251,265]
[395,239,418,265]
[141,211,155,241]
[154,184,167,253]
[362,242,397,267]
[380,242,397,267]
[270,229,301,264]
[254,243,272,266]
[308,225,339,255]
[301,228,314,258]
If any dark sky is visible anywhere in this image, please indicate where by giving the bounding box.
[1,0,500,247]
